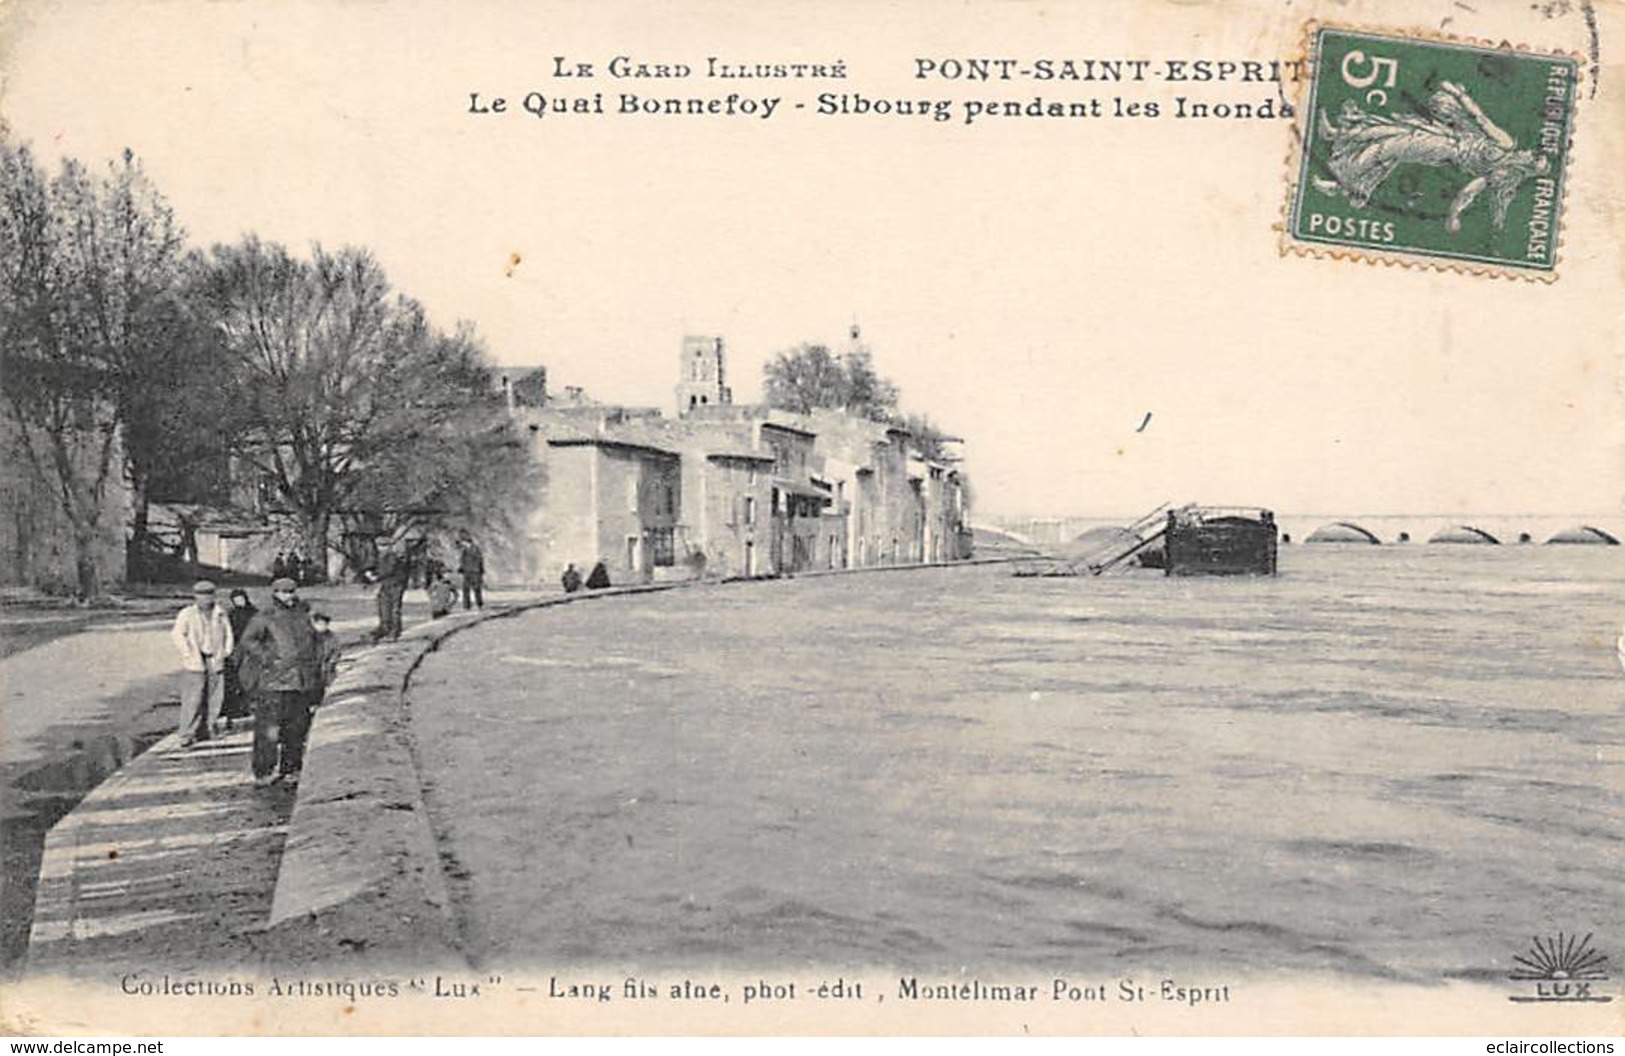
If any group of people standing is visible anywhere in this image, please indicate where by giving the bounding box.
[368,531,486,640]
[269,550,318,586]
[170,578,339,788]
[167,531,613,788]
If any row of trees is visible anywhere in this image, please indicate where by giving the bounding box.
[0,139,534,596]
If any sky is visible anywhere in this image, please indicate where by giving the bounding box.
[1,0,1620,517]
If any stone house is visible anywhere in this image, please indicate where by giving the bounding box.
[548,435,681,584]
[758,419,831,573]
[691,449,774,578]
[518,409,682,586]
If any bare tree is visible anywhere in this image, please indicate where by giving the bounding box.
[199,237,535,577]
[0,141,185,595]
[122,263,239,556]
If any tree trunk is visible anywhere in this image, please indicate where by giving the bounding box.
[304,512,330,583]
[74,537,99,600]
[127,488,151,579]
[130,485,150,551]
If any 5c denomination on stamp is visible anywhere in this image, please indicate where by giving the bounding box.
[1285,24,1577,279]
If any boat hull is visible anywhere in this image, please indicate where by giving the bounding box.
[1164,512,1278,576]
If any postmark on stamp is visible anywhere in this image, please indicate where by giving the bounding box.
[1285,25,1578,278]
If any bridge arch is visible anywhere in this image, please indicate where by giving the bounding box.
[971,524,1035,548]
[1305,521,1381,544]
[1547,525,1621,545]
[1429,525,1501,544]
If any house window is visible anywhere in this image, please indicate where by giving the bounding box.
[662,483,675,516]
[649,527,675,567]
[743,496,756,526]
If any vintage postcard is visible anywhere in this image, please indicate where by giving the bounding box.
[1,0,1621,1040]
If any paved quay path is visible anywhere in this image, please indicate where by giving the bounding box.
[6,588,369,973]
[17,586,552,975]
[25,728,297,974]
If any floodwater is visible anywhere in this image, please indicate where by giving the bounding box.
[408,547,1623,980]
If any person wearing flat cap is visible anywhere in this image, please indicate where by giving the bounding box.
[238,576,321,786]
[170,580,234,748]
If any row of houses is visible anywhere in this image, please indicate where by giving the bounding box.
[1,332,971,591]
[504,335,973,586]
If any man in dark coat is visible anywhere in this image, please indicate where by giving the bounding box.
[585,559,611,590]
[561,563,582,594]
[239,578,320,786]
[369,541,410,641]
[458,533,485,610]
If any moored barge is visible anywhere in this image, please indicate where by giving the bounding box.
[1013,502,1279,577]
[1160,506,1277,576]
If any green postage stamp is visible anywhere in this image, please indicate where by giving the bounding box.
[1286,25,1578,277]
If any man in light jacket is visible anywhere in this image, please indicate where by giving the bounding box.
[170,580,235,748]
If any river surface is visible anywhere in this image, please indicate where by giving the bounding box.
[408,547,1623,980]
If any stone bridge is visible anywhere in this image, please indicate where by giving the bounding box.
[978,512,1623,548]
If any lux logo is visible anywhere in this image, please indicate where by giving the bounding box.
[1508,933,1614,1004]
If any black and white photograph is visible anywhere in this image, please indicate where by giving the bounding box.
[0,0,1620,1039]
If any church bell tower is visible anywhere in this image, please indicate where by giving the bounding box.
[676,335,732,417]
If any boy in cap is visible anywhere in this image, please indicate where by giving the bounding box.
[311,611,341,690]
[170,580,234,748]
